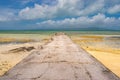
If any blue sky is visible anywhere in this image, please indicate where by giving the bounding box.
[0,0,120,30]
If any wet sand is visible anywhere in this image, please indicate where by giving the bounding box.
[0,34,51,76]
[88,51,120,77]
[0,42,44,76]
[72,35,120,77]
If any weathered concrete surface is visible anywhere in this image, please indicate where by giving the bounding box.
[0,34,119,80]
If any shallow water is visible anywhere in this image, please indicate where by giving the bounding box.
[71,35,120,77]
[0,34,51,45]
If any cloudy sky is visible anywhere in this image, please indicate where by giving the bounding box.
[0,0,120,30]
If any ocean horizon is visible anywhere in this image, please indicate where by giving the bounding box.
[0,30,120,35]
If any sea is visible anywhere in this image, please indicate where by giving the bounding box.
[0,30,120,44]
[0,30,120,35]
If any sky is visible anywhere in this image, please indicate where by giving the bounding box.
[0,0,120,30]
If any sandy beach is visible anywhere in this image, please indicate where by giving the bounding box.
[0,34,51,76]
[0,42,44,76]
[72,35,120,77]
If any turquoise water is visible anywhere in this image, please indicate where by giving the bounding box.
[0,30,120,35]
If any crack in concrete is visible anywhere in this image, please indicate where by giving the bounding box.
[84,66,93,80]
[31,63,50,80]
[71,64,78,80]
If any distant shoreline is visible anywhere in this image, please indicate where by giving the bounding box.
[0,30,120,35]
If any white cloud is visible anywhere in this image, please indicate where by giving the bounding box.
[0,9,18,21]
[18,0,104,20]
[36,14,120,29]
[78,0,104,15]
[0,0,120,24]
[19,4,56,19]
[108,4,120,14]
